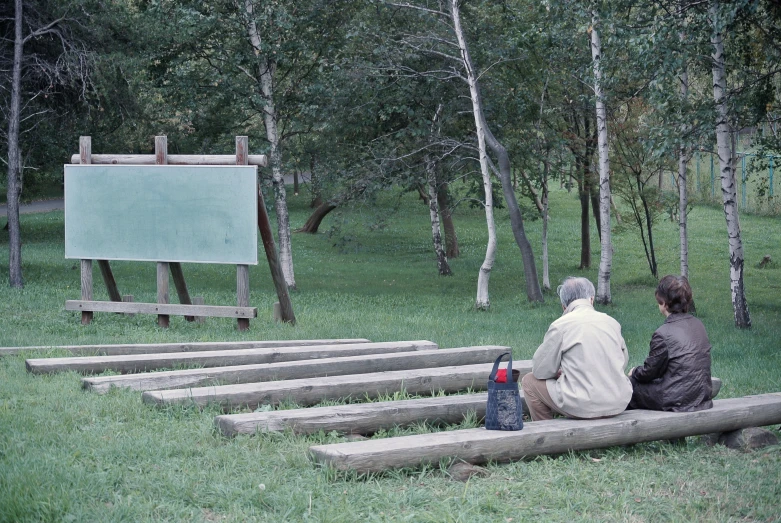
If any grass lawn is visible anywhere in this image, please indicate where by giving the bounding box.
[0,184,780,522]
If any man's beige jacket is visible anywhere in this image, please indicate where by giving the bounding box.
[532,298,632,418]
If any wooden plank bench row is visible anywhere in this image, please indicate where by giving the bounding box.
[83,346,511,393]
[66,300,257,319]
[309,392,781,473]
[215,378,724,437]
[142,360,533,411]
[0,338,370,357]
[25,340,437,375]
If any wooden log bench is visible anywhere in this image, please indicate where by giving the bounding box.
[25,340,437,375]
[142,361,534,411]
[0,339,370,357]
[83,346,511,393]
[216,378,723,437]
[309,389,774,474]
[216,393,509,437]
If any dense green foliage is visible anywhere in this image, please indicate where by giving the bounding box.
[1,187,780,522]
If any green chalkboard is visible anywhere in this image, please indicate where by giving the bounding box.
[65,165,258,264]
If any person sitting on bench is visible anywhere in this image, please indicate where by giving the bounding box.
[521,277,633,421]
[628,275,713,412]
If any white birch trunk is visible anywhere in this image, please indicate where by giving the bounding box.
[591,14,612,304]
[6,0,24,288]
[427,162,451,276]
[710,1,750,328]
[678,15,690,281]
[451,0,495,309]
[426,104,450,276]
[243,0,296,289]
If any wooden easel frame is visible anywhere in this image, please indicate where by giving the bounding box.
[67,136,296,330]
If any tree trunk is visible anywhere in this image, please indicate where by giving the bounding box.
[298,202,336,233]
[437,183,460,259]
[244,0,295,290]
[678,34,690,281]
[451,0,542,303]
[641,193,658,279]
[578,167,591,270]
[6,0,24,288]
[711,2,750,328]
[589,170,602,242]
[591,14,613,305]
[450,0,496,309]
[416,184,430,204]
[425,104,451,276]
[542,153,551,291]
[427,162,452,276]
[310,155,322,208]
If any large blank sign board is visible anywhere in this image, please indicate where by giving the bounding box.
[65,165,258,264]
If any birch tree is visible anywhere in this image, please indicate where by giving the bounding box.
[240,0,295,289]
[424,104,452,276]
[381,0,543,305]
[590,10,614,304]
[451,0,542,304]
[710,0,751,327]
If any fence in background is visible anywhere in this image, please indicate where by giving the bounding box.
[658,150,780,215]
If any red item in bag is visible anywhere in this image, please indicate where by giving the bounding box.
[495,368,520,383]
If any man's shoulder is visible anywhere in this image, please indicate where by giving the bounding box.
[554,305,620,329]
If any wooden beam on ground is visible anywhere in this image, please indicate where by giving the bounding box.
[69,153,268,167]
[309,391,781,473]
[141,361,533,410]
[84,346,511,393]
[65,300,257,319]
[215,378,722,437]
[25,341,437,375]
[216,393,502,437]
[0,338,370,357]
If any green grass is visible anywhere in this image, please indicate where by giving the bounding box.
[1,185,780,522]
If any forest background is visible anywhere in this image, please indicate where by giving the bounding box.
[1,1,780,521]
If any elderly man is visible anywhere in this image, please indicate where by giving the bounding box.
[521,277,632,421]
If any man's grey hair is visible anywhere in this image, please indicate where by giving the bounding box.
[557,277,595,308]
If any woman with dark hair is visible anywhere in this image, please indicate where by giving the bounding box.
[628,275,713,412]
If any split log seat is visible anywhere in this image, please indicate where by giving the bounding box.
[0,338,370,357]
[215,392,524,437]
[142,360,534,411]
[25,340,437,375]
[83,346,511,393]
[309,390,777,474]
[216,378,722,437]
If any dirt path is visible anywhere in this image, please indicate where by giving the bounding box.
[0,199,64,217]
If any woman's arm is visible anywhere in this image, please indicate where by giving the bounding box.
[632,331,669,383]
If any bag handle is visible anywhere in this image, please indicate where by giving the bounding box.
[488,351,513,382]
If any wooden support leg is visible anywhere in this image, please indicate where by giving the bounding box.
[192,296,206,323]
[157,262,170,328]
[81,259,93,325]
[122,295,135,317]
[169,262,193,321]
[257,187,296,325]
[237,264,250,331]
[97,260,122,302]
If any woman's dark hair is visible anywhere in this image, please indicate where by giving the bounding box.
[655,275,693,314]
